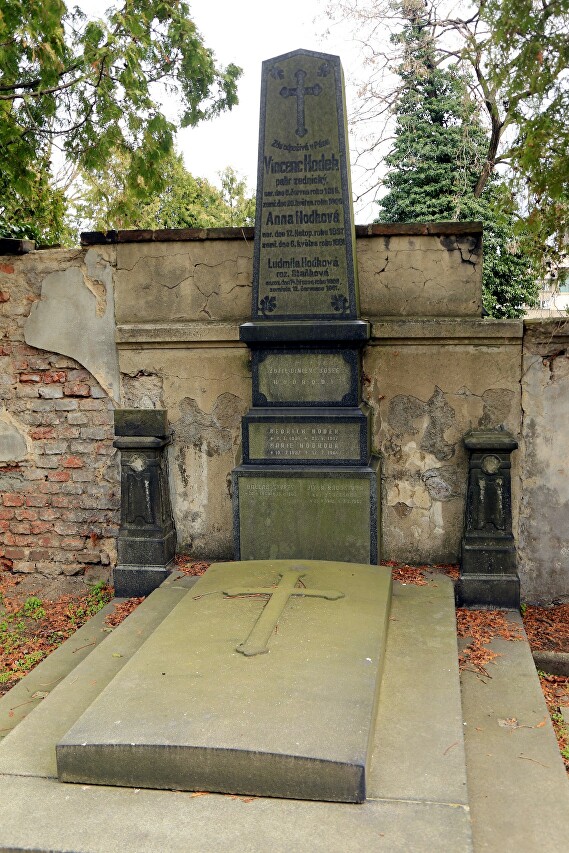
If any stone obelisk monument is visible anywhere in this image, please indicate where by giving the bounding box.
[232,49,380,564]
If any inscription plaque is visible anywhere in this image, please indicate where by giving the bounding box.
[235,469,379,564]
[253,50,358,321]
[256,351,355,405]
[246,421,362,462]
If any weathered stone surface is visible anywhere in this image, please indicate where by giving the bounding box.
[24,249,120,403]
[114,240,253,325]
[253,50,358,321]
[118,346,250,559]
[234,461,380,564]
[0,411,28,461]
[358,231,482,317]
[365,319,522,565]
[57,560,392,802]
[518,320,569,601]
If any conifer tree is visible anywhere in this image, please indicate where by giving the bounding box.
[376,1,538,318]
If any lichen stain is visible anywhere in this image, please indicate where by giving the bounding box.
[479,388,514,428]
[388,387,456,461]
[422,465,464,502]
[176,393,247,457]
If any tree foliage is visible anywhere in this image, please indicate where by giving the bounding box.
[74,150,254,232]
[0,0,241,243]
[375,3,538,318]
[324,0,569,271]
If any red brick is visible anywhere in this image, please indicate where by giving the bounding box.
[64,382,90,397]
[61,536,84,550]
[30,427,55,440]
[2,532,16,545]
[25,494,50,507]
[43,371,66,384]
[3,493,24,507]
[12,521,31,534]
[29,549,50,561]
[47,470,71,482]
[15,508,37,521]
[52,495,71,507]
[39,508,58,521]
[38,481,63,494]
[0,345,12,356]
[33,534,58,548]
[0,520,10,532]
[0,508,15,520]
[30,520,54,535]
[19,373,42,383]
[0,263,14,274]
[0,291,10,303]
[4,547,25,560]
[62,455,84,468]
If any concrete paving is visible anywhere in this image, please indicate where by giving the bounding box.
[0,571,567,852]
[461,612,569,852]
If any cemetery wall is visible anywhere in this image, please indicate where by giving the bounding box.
[0,247,119,581]
[0,228,567,602]
[519,319,569,601]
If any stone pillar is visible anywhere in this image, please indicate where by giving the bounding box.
[457,429,520,608]
[113,410,176,597]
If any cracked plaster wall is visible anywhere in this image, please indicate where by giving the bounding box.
[357,233,482,317]
[364,333,522,565]
[118,346,250,559]
[518,320,569,602]
[113,233,482,324]
[24,248,120,402]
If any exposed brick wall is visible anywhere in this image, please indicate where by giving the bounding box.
[0,251,119,580]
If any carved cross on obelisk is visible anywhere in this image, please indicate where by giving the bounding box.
[280,70,322,137]
[224,567,344,656]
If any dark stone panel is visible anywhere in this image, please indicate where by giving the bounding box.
[252,348,360,407]
[114,409,170,437]
[459,429,520,608]
[113,566,172,598]
[241,406,370,465]
[0,238,35,254]
[240,320,370,344]
[233,456,380,565]
[252,50,358,322]
[456,574,520,609]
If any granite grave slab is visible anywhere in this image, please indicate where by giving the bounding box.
[56,560,392,803]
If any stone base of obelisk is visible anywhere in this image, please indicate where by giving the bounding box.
[232,456,380,565]
[56,560,392,803]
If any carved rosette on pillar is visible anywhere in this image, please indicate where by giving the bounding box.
[113,410,176,597]
[457,428,520,609]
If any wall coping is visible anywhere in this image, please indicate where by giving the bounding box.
[81,221,483,246]
[116,317,523,347]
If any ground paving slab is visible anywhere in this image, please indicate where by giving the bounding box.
[0,567,567,851]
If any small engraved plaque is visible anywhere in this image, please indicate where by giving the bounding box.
[258,352,352,404]
[247,422,360,461]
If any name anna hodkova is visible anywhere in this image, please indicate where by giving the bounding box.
[266,209,341,225]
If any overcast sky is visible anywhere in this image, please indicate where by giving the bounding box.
[179,1,381,222]
[78,0,383,222]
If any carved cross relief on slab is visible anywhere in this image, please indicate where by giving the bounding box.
[223,567,344,656]
[280,70,322,137]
